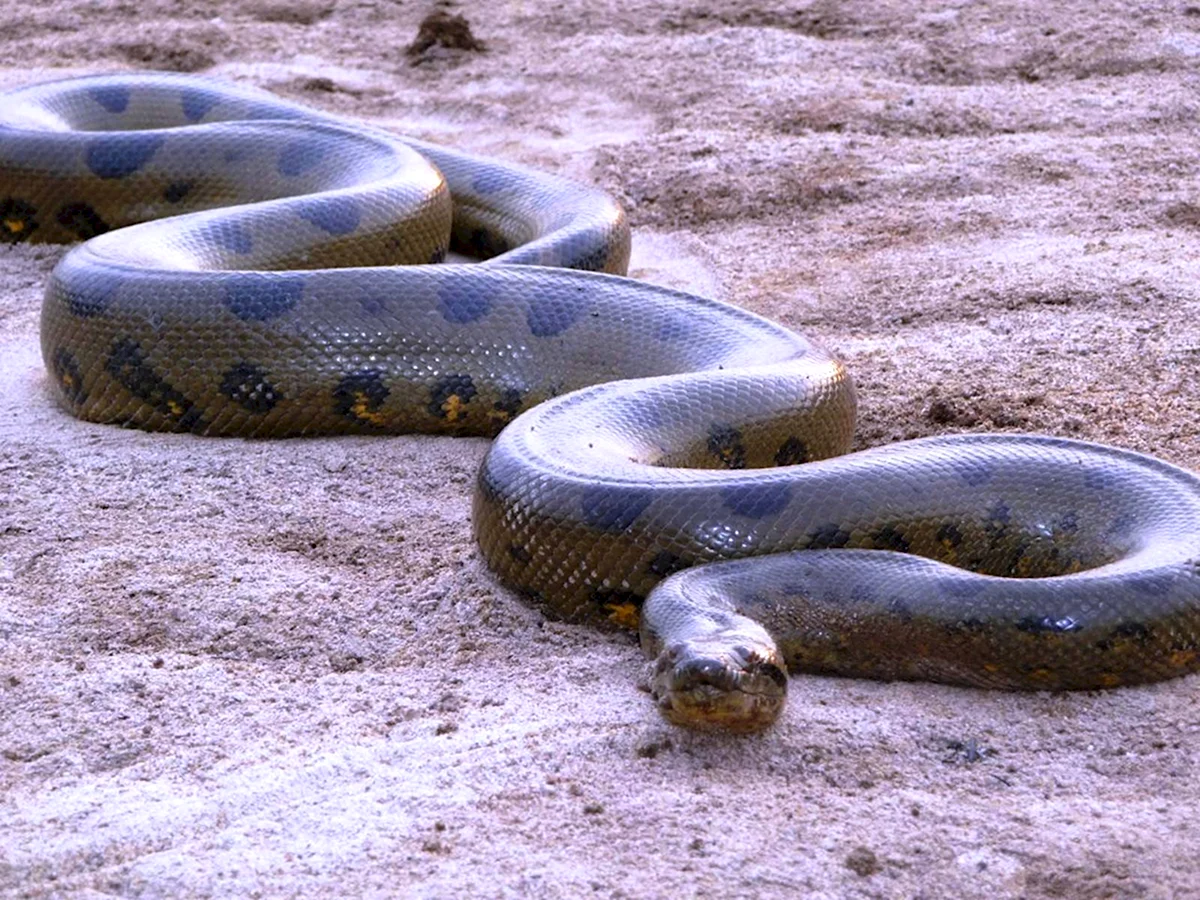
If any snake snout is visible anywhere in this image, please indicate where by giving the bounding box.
[650,638,787,733]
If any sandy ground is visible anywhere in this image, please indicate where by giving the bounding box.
[2,0,1200,897]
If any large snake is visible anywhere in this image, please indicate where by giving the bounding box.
[5,72,1200,732]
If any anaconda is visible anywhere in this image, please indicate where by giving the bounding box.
[4,72,1199,733]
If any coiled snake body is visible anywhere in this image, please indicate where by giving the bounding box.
[5,73,1200,731]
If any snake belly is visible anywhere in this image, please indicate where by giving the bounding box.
[5,73,1200,733]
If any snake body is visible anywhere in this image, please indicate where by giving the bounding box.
[6,73,1200,732]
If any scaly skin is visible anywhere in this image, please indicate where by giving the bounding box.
[5,73,1200,733]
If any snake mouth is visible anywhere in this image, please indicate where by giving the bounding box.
[650,640,788,734]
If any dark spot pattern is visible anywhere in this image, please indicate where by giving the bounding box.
[580,486,653,532]
[59,269,122,318]
[210,221,254,255]
[937,522,965,549]
[848,582,878,605]
[181,88,220,122]
[870,525,910,553]
[296,196,361,236]
[88,84,130,113]
[85,134,165,179]
[807,522,851,549]
[333,369,390,425]
[958,460,994,488]
[1095,621,1152,651]
[774,436,807,466]
[1056,512,1080,534]
[655,316,695,342]
[437,282,491,323]
[163,180,194,204]
[508,544,532,564]
[721,483,792,519]
[55,202,109,240]
[458,227,510,259]
[105,337,202,430]
[492,387,524,421]
[222,147,251,166]
[428,373,477,420]
[0,197,38,242]
[220,362,281,413]
[429,245,447,264]
[1083,466,1116,492]
[223,275,304,321]
[527,294,583,337]
[986,501,1012,525]
[49,348,86,406]
[707,423,747,469]
[278,138,329,177]
[648,551,689,577]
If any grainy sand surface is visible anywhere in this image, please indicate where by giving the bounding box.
[2,1,1199,897]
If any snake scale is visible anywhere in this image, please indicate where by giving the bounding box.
[4,72,1199,732]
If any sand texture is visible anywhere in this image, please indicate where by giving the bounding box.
[2,1,1200,897]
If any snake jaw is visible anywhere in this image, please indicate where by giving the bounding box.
[650,636,788,734]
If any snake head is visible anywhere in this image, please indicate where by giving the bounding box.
[649,634,787,733]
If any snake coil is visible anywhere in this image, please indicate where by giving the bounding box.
[4,73,1199,732]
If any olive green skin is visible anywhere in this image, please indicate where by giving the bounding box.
[6,74,1200,733]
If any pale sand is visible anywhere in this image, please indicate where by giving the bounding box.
[2,1,1199,897]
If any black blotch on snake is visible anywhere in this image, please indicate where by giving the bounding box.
[459,226,510,259]
[0,197,38,242]
[49,348,87,405]
[870,524,911,553]
[707,423,747,469]
[492,387,525,422]
[163,180,194,204]
[220,362,281,413]
[428,373,477,420]
[105,337,202,430]
[333,369,390,425]
[56,202,109,240]
[648,551,690,577]
[775,435,808,466]
[807,522,851,549]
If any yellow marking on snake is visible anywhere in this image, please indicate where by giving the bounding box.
[440,393,468,422]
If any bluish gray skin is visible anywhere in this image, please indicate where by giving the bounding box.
[4,73,1199,733]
